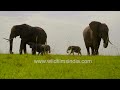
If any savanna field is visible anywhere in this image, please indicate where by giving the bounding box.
[0,54,120,79]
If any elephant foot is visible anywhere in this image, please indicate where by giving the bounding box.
[10,51,14,54]
[19,50,22,55]
[32,53,36,55]
[24,52,27,54]
[87,54,90,56]
[32,51,36,55]
[87,52,90,56]
[41,53,43,56]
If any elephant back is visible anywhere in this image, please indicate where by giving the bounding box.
[30,27,47,44]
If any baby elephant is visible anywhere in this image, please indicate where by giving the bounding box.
[41,44,51,54]
[67,46,82,55]
[28,42,51,55]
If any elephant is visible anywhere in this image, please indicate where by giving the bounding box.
[9,24,47,54]
[28,42,45,55]
[83,21,111,55]
[28,42,51,55]
[67,46,82,55]
[41,44,51,54]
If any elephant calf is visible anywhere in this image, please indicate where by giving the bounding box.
[67,46,82,55]
[41,44,51,54]
[28,42,51,55]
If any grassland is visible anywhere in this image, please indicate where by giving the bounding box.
[0,54,120,79]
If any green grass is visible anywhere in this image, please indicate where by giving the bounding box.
[0,54,120,79]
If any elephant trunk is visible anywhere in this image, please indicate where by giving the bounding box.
[49,49,51,53]
[103,37,109,48]
[67,47,71,53]
[9,34,14,54]
[67,49,69,53]
[9,38,13,54]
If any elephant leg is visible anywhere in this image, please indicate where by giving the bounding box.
[79,51,82,55]
[93,40,100,55]
[69,53,71,55]
[32,51,36,55]
[94,45,99,55]
[86,47,90,55]
[19,40,24,55]
[38,52,40,55]
[95,49,99,55]
[71,50,74,55]
[43,51,45,55]
[19,47,22,55]
[70,50,72,55]
[73,52,74,55]
[96,45,100,55]
[42,49,45,55]
[91,47,95,55]
[46,51,48,54]
[23,44,27,54]
[32,48,36,55]
[94,50,97,55]
[44,51,46,55]
[49,49,50,53]
[41,52,43,56]
[97,50,99,55]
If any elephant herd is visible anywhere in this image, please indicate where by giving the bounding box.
[6,21,112,56]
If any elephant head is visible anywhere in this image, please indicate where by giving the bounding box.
[48,45,51,53]
[45,45,51,53]
[28,42,35,48]
[67,46,72,53]
[89,21,110,48]
[9,24,31,54]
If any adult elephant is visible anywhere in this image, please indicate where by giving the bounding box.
[9,24,47,54]
[83,21,111,55]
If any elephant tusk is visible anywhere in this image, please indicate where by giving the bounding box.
[109,40,113,45]
[3,38,13,42]
[3,38,10,42]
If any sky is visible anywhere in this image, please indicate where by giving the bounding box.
[0,11,120,55]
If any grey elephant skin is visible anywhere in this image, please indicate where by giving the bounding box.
[28,42,51,55]
[41,44,51,54]
[9,24,47,54]
[67,46,82,55]
[83,21,110,55]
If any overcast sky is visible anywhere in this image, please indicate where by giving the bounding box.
[0,11,120,55]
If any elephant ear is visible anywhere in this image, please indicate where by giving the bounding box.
[89,21,101,33]
[68,46,71,50]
